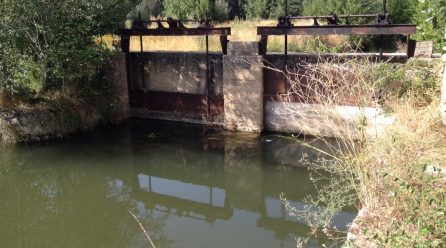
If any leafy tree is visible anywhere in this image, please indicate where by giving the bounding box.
[0,0,136,98]
[303,0,382,17]
[244,0,269,19]
[196,0,212,19]
[163,0,228,21]
[213,0,230,22]
[228,0,247,19]
[387,0,418,24]
[414,0,446,52]
[163,0,195,19]
[128,0,164,19]
[270,0,304,18]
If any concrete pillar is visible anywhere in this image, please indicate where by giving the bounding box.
[106,53,130,121]
[414,41,433,58]
[223,42,264,132]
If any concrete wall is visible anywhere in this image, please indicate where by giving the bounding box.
[106,53,130,121]
[128,52,223,95]
[265,102,395,139]
[122,47,402,138]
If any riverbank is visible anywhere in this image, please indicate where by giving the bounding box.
[344,60,446,247]
[0,54,129,144]
[0,98,125,144]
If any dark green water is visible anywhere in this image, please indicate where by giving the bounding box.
[0,119,356,248]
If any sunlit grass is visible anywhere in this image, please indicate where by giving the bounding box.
[103,19,350,53]
[278,58,446,247]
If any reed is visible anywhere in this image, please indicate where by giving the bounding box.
[276,57,446,247]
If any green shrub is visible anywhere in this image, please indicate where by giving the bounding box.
[213,0,230,22]
[0,0,135,100]
[244,0,269,19]
[128,0,164,19]
[372,59,442,106]
[303,0,382,16]
[414,0,446,52]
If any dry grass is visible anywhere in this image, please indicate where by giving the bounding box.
[348,99,446,247]
[276,58,446,247]
[104,19,349,53]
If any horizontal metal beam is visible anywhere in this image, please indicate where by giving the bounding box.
[120,27,231,36]
[257,24,416,36]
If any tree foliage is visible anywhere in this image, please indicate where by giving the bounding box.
[128,0,164,19]
[163,0,229,20]
[303,0,382,17]
[0,0,136,97]
[414,0,446,52]
[244,0,303,19]
[244,0,269,19]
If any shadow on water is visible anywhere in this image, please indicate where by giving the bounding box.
[0,119,356,248]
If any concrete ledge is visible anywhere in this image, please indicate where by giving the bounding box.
[131,108,224,126]
[265,102,395,139]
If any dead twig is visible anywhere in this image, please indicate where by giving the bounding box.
[128,209,157,248]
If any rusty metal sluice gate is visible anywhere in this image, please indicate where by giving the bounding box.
[120,15,230,119]
[258,0,417,103]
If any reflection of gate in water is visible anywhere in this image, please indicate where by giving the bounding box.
[120,135,355,241]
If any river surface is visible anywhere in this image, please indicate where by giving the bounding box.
[0,119,356,248]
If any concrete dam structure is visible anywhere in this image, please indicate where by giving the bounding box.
[111,41,409,138]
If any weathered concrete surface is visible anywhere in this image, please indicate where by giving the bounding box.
[129,52,223,95]
[265,102,395,139]
[0,106,102,144]
[415,41,433,58]
[223,42,264,132]
[106,53,130,121]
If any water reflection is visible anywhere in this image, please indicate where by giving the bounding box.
[0,120,356,248]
